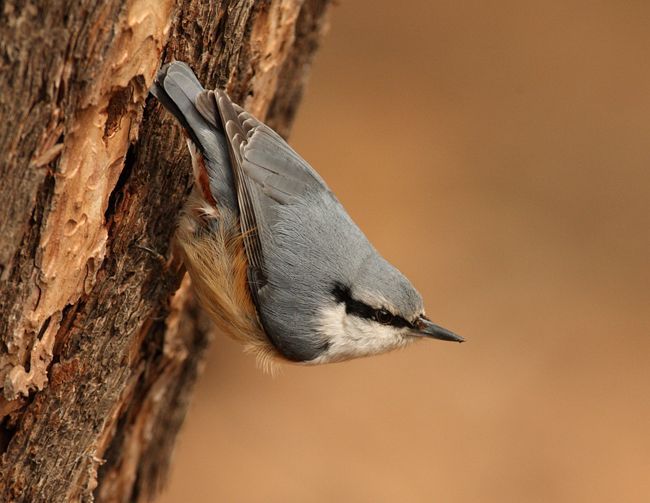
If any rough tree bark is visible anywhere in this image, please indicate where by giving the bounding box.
[0,0,331,501]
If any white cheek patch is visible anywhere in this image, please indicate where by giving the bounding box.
[308,303,413,364]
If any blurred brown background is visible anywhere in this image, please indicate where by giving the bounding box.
[159,1,650,502]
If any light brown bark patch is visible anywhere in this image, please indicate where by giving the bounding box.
[0,0,176,400]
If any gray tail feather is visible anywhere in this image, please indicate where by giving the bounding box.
[151,62,236,211]
[151,62,207,147]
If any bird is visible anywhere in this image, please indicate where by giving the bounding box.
[151,61,463,369]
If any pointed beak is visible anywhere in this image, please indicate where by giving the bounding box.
[413,316,465,343]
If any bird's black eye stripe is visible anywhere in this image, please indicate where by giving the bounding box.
[332,283,374,319]
[332,283,413,329]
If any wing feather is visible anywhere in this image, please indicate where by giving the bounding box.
[214,90,331,289]
[214,91,266,280]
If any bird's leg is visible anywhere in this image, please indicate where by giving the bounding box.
[134,243,170,269]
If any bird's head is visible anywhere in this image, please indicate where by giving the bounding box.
[308,253,463,364]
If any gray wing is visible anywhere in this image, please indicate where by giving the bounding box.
[211,90,331,283]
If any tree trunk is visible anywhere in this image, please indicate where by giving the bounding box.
[0,1,331,501]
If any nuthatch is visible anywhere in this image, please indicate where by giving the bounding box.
[151,62,463,367]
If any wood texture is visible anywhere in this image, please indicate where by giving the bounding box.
[0,0,331,500]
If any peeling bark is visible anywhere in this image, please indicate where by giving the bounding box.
[0,1,331,501]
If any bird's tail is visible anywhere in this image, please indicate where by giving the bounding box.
[151,61,236,212]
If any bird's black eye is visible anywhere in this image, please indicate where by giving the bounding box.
[375,309,393,325]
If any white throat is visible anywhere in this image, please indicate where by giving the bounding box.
[306,303,413,364]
